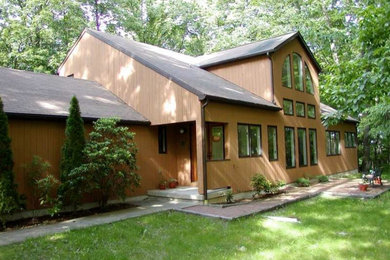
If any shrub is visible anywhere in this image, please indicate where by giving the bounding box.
[58,96,86,209]
[318,175,329,183]
[251,174,284,197]
[226,190,234,204]
[36,175,60,215]
[0,97,21,226]
[24,156,51,210]
[296,177,310,187]
[70,118,140,208]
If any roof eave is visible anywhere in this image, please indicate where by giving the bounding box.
[6,112,151,125]
[202,95,281,111]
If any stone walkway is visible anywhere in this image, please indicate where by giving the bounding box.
[0,197,199,246]
[179,179,390,220]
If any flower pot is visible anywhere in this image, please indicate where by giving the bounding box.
[359,184,368,191]
[169,182,177,189]
[159,184,166,190]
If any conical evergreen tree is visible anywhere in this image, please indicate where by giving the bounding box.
[0,97,20,220]
[58,96,85,206]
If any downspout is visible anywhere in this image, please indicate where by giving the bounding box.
[201,99,209,202]
[266,52,275,104]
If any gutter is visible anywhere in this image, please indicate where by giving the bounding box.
[201,99,209,202]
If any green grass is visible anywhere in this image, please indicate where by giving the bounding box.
[1,169,389,260]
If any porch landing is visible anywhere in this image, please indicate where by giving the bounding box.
[147,186,230,201]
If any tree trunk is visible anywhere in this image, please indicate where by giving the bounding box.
[361,125,371,172]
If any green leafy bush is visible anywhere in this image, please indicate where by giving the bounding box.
[58,96,86,209]
[251,174,285,197]
[318,175,329,183]
[70,118,140,208]
[36,174,60,215]
[0,97,22,226]
[225,190,234,204]
[296,177,310,187]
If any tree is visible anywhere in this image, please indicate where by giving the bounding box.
[58,96,86,208]
[70,118,140,208]
[0,97,20,225]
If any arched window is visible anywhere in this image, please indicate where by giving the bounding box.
[305,63,314,94]
[292,53,303,91]
[282,55,292,88]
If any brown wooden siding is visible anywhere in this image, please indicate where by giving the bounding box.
[9,118,185,209]
[207,55,273,102]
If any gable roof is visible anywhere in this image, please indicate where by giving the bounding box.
[195,32,321,72]
[0,67,149,124]
[320,103,359,123]
[77,29,280,111]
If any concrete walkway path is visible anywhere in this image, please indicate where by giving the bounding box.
[0,197,199,246]
[180,179,390,220]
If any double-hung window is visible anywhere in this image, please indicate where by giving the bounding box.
[285,127,296,168]
[238,124,262,157]
[326,131,341,155]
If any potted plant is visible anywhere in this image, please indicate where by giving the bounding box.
[159,180,167,190]
[168,178,178,188]
[359,180,369,191]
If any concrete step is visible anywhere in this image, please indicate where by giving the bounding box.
[147,186,230,201]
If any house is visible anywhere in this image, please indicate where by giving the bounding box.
[1,29,358,207]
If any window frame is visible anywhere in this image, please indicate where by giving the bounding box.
[267,125,278,161]
[283,98,294,116]
[296,101,306,118]
[292,53,304,92]
[282,54,292,89]
[307,104,316,119]
[304,63,314,95]
[237,123,262,158]
[285,126,296,169]
[297,128,308,167]
[158,126,167,154]
[207,122,226,161]
[326,130,341,156]
[345,132,357,148]
[309,128,318,165]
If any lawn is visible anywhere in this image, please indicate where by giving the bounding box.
[1,171,389,260]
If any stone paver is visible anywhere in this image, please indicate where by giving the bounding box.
[0,197,199,246]
[180,179,390,220]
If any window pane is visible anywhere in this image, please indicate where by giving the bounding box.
[268,126,278,160]
[238,125,249,157]
[293,53,303,91]
[298,128,307,166]
[282,56,292,88]
[285,127,295,168]
[335,132,340,154]
[283,99,293,115]
[309,129,318,165]
[326,131,341,155]
[296,102,305,117]
[326,131,331,155]
[308,105,315,118]
[249,126,261,156]
[211,126,224,160]
[305,64,314,94]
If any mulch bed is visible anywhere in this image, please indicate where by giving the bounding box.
[1,203,137,232]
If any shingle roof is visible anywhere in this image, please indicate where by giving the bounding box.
[82,29,280,111]
[0,67,149,124]
[320,103,359,123]
[195,32,321,72]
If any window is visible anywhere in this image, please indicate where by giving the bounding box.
[345,132,357,148]
[307,104,316,119]
[293,53,303,91]
[158,126,167,153]
[285,127,296,168]
[207,123,225,160]
[309,129,318,165]
[296,102,305,117]
[283,99,294,115]
[268,126,278,161]
[326,131,340,155]
[238,124,262,157]
[298,128,308,167]
[305,63,314,94]
[282,55,292,88]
